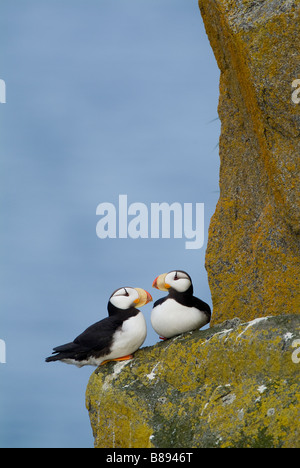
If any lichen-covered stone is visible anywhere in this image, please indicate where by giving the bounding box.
[86,315,300,448]
[198,0,300,324]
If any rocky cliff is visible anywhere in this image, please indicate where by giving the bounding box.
[86,315,300,448]
[199,0,300,324]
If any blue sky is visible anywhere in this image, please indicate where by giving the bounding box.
[0,0,220,448]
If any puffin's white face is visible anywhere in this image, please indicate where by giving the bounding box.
[109,287,152,310]
[153,270,192,293]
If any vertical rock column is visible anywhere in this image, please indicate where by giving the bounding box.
[199,0,300,324]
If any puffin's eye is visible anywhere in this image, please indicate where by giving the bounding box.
[174,272,179,280]
[124,288,129,296]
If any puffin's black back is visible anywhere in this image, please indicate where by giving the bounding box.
[45,307,139,363]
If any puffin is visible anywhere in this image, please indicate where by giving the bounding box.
[151,270,211,339]
[45,287,152,367]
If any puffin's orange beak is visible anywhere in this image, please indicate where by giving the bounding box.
[152,273,171,292]
[146,290,153,303]
[133,288,153,308]
[152,277,159,289]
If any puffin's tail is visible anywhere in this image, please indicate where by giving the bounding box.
[45,342,78,363]
[45,354,62,363]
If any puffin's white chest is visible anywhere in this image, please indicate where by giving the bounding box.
[110,312,147,357]
[151,299,207,338]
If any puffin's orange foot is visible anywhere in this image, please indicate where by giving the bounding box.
[159,336,168,341]
[112,354,134,362]
[100,354,134,366]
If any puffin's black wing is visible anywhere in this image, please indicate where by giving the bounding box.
[74,314,126,348]
[45,314,126,363]
[192,297,212,320]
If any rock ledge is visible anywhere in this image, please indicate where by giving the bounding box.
[86,314,300,448]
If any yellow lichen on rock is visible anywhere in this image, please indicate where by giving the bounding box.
[86,315,300,448]
[87,360,154,448]
[198,0,300,324]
